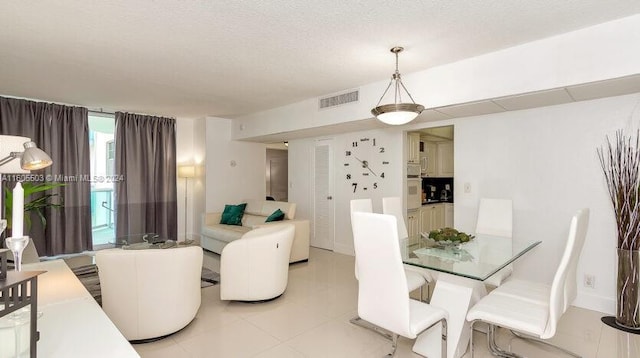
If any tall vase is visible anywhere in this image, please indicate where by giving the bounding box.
[5,236,28,272]
[617,248,640,329]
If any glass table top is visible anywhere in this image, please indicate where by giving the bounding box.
[400,234,541,281]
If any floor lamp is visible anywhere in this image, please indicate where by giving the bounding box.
[178,165,196,242]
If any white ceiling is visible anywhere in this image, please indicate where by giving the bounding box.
[1,1,639,120]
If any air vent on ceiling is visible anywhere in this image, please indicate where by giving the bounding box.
[319,90,359,109]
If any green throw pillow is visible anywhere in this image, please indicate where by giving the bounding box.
[265,208,285,222]
[220,203,247,226]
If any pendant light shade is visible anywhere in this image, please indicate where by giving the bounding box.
[371,47,424,125]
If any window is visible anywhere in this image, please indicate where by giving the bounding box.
[89,113,115,247]
[106,140,115,176]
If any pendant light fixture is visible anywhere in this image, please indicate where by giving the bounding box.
[371,46,424,125]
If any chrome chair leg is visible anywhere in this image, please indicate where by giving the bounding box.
[486,325,523,358]
[469,320,476,358]
[385,334,399,357]
[353,315,446,358]
[349,316,393,340]
[441,318,447,358]
[510,330,582,358]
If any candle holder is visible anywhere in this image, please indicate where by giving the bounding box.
[5,236,29,272]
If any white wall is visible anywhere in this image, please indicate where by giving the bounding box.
[175,118,194,241]
[233,14,640,140]
[205,117,266,211]
[192,118,206,242]
[286,92,640,314]
[288,127,404,255]
[453,93,640,314]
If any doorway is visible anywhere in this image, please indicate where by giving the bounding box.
[266,148,288,201]
[312,139,335,250]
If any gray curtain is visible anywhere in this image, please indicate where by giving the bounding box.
[0,96,92,256]
[114,112,177,240]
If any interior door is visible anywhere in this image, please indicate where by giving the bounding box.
[312,139,335,250]
[269,157,288,201]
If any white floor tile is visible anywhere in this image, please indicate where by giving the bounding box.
[133,337,191,358]
[285,319,388,358]
[176,319,280,358]
[128,247,639,358]
[244,299,332,341]
[253,343,306,358]
[596,324,640,358]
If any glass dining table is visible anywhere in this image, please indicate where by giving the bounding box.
[400,234,541,281]
[399,234,541,358]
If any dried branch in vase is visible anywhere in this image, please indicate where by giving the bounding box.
[598,129,640,250]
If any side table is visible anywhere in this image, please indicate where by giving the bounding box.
[0,263,45,357]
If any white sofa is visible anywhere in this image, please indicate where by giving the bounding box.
[220,224,295,301]
[96,246,203,341]
[201,200,309,263]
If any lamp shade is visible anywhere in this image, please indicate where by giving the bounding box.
[21,141,53,170]
[0,135,31,173]
[178,165,196,178]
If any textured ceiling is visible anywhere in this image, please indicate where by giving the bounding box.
[0,1,639,119]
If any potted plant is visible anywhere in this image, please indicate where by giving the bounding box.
[4,182,64,234]
[599,130,640,330]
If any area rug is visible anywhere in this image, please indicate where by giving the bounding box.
[200,267,220,288]
[74,265,220,305]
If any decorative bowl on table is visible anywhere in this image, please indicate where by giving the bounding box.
[420,228,475,248]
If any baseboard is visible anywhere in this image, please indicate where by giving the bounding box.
[333,243,354,256]
[573,292,615,315]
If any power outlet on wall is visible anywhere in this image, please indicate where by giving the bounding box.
[584,274,596,289]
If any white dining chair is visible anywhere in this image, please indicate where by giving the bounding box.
[352,211,448,357]
[382,196,433,300]
[466,208,589,358]
[475,198,513,287]
[350,199,426,293]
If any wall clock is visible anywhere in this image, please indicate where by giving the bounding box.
[343,136,390,193]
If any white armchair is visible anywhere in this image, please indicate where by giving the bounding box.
[220,224,295,301]
[96,246,203,341]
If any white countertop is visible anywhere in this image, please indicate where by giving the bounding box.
[22,260,140,358]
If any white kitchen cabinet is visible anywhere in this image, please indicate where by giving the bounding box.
[407,209,420,243]
[422,141,437,177]
[407,132,420,163]
[420,204,445,233]
[436,141,454,177]
[444,203,454,228]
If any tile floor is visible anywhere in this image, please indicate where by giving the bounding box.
[133,248,640,358]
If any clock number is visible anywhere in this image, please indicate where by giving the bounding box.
[373,182,378,189]
[380,172,385,178]
[352,142,358,147]
[379,147,385,153]
[346,174,351,180]
[346,150,351,156]
[352,183,358,193]
[373,138,376,146]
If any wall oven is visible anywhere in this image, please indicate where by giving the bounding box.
[407,178,422,210]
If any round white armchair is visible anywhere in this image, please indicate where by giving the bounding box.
[96,245,203,341]
[220,224,295,302]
